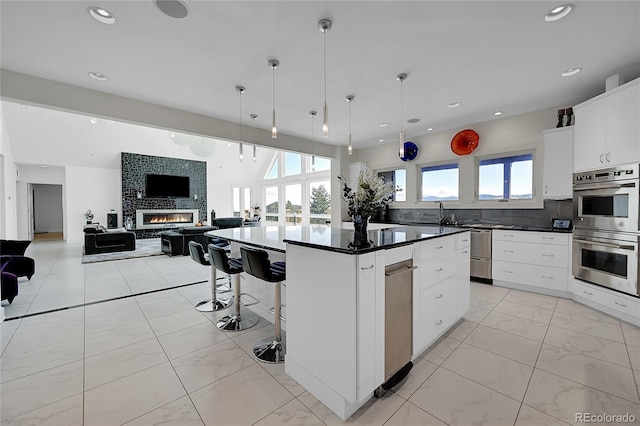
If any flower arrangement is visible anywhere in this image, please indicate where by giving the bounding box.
[338,165,396,220]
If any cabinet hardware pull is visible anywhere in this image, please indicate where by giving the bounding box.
[462,250,468,254]
[504,234,514,237]
[542,254,554,257]
[436,294,443,299]
[385,265,417,277]
[606,152,611,162]
[583,290,593,296]
[504,270,513,274]
[614,301,628,308]
[435,267,443,272]
[361,265,374,270]
[541,275,553,279]
[504,250,514,253]
[574,239,635,251]
[436,245,443,249]
[545,185,548,194]
[600,153,604,163]
[435,320,443,325]
[542,237,554,240]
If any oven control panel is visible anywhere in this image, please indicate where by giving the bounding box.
[574,164,639,185]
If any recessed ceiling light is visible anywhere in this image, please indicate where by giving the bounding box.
[561,67,582,77]
[154,0,189,19]
[20,104,28,108]
[407,118,421,123]
[39,165,48,169]
[89,117,98,124]
[227,143,232,147]
[87,6,115,24]
[545,3,574,22]
[426,127,433,131]
[88,72,108,81]
[493,111,503,116]
[90,153,97,159]
[448,102,461,108]
[378,123,388,128]
[379,139,384,142]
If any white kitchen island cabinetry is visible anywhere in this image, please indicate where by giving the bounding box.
[573,77,640,172]
[284,227,469,421]
[492,230,571,297]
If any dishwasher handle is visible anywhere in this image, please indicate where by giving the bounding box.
[385,265,417,277]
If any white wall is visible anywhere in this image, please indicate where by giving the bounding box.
[33,184,63,232]
[353,106,560,210]
[0,106,18,239]
[65,166,121,243]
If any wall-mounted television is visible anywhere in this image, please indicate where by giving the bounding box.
[145,174,190,198]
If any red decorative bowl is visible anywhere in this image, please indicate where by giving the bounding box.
[451,129,479,155]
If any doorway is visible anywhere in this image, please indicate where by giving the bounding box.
[32,183,64,241]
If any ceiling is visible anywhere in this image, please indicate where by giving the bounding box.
[1,1,639,152]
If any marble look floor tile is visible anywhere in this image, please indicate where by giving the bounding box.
[502,290,558,310]
[1,335,84,383]
[462,305,491,323]
[0,360,84,421]
[535,344,640,403]
[420,336,461,365]
[298,389,405,426]
[469,295,501,310]
[123,395,204,426]
[524,369,640,424]
[389,356,438,400]
[633,369,640,401]
[384,401,447,426]
[170,339,255,393]
[628,345,640,371]
[157,320,230,359]
[83,297,141,318]
[622,324,640,347]
[544,325,631,368]
[470,282,510,299]
[259,361,306,397]
[464,324,542,366]
[494,300,554,324]
[444,319,479,342]
[136,297,195,320]
[550,311,625,343]
[190,363,293,426]
[2,394,84,426]
[147,308,209,336]
[84,319,156,358]
[515,404,571,426]
[84,305,148,336]
[254,398,324,425]
[408,368,521,426]
[84,338,168,390]
[83,362,186,426]
[554,298,621,325]
[443,343,534,401]
[481,311,549,342]
[15,308,83,332]
[228,321,279,357]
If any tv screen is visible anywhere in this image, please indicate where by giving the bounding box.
[145,174,190,198]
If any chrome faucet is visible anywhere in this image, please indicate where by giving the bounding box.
[439,202,445,225]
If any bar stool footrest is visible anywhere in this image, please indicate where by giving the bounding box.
[239,292,260,307]
[267,305,286,321]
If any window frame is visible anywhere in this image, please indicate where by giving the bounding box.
[475,150,537,204]
[419,160,460,204]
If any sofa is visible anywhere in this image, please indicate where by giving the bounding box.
[0,239,36,280]
[84,224,136,255]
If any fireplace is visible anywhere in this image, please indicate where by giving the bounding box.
[135,209,199,229]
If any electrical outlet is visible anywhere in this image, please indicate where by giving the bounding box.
[473,213,480,221]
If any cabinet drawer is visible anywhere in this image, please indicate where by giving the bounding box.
[493,260,568,292]
[456,232,470,250]
[492,230,568,246]
[493,241,568,268]
[419,237,454,262]
[421,277,456,310]
[432,299,458,335]
[419,255,456,290]
[573,280,640,319]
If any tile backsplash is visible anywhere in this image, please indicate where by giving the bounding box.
[387,199,572,228]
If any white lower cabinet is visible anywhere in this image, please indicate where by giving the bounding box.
[492,231,570,296]
[573,279,640,326]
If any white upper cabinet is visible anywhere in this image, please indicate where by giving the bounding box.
[543,127,573,198]
[573,78,640,172]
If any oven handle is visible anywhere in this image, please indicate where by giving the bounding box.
[574,239,636,251]
[573,182,636,191]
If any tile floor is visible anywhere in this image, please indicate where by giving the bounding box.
[1,241,640,425]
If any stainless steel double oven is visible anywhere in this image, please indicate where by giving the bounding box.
[573,163,639,297]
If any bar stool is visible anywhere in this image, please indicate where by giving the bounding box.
[240,246,286,363]
[208,244,260,331]
[188,241,233,312]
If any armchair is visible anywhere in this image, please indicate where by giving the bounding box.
[1,257,19,304]
[0,239,35,280]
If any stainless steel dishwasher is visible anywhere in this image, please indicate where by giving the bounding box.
[377,259,415,396]
[470,229,492,280]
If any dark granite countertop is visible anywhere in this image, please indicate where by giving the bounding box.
[207,225,468,255]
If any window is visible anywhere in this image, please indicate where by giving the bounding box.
[421,163,459,201]
[265,186,279,222]
[233,187,251,218]
[309,156,331,172]
[284,184,302,223]
[378,169,406,202]
[284,152,301,176]
[309,181,331,224]
[265,157,279,179]
[478,154,533,200]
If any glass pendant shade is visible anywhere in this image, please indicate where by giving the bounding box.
[397,73,407,159]
[269,59,279,139]
[319,19,332,138]
[236,85,245,162]
[346,94,354,155]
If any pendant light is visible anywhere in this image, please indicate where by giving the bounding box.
[318,19,332,138]
[250,114,258,163]
[236,85,245,162]
[268,59,279,138]
[346,95,354,155]
[309,111,317,170]
[397,73,408,158]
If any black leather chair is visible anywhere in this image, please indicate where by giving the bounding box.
[187,241,232,312]
[1,257,19,304]
[208,244,259,332]
[0,240,35,280]
[240,246,286,363]
[84,224,135,255]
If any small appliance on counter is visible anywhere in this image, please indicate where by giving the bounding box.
[551,218,572,232]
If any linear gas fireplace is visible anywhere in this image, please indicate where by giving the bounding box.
[136,209,199,229]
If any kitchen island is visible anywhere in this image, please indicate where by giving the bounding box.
[206,225,470,420]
